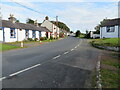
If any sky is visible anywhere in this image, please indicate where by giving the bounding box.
[1,0,119,33]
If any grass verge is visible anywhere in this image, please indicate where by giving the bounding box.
[100,52,119,88]
[0,43,21,52]
[91,38,119,47]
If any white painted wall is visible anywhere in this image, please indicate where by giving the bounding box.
[1,27,48,42]
[41,20,60,38]
[100,26,119,38]
[41,20,53,32]
[0,29,3,41]
[36,31,39,40]
[4,28,17,42]
[41,31,46,37]
[17,29,25,41]
[29,30,32,38]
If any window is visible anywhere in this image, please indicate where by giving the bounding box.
[10,28,16,38]
[107,26,115,32]
[32,30,36,38]
[25,30,29,38]
[39,31,41,37]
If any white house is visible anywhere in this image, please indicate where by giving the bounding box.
[90,31,100,39]
[100,18,120,38]
[41,16,60,38]
[0,14,51,42]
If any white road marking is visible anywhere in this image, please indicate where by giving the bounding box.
[9,64,41,77]
[75,46,77,49]
[0,77,6,81]
[71,49,74,51]
[53,55,61,59]
[64,51,69,55]
[77,44,79,47]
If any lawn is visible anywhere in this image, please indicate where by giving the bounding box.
[91,38,119,47]
[0,43,20,51]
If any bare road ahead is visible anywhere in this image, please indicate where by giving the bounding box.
[2,36,101,88]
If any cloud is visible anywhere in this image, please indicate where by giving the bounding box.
[1,2,46,23]
[1,1,118,33]
[54,2,118,32]
[2,0,119,2]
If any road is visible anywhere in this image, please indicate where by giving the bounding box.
[2,36,101,88]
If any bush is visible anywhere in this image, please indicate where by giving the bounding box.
[28,38,33,41]
[40,37,44,41]
[50,36,53,40]
[44,37,47,40]
[59,32,64,38]
[34,38,38,41]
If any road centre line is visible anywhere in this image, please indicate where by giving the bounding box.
[71,49,74,51]
[75,46,77,49]
[64,51,69,55]
[53,55,61,59]
[0,77,6,81]
[9,64,41,77]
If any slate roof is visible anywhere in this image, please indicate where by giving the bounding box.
[101,18,120,27]
[0,20,51,32]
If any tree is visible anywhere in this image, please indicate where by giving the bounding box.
[16,20,20,23]
[85,30,90,38]
[70,31,73,33]
[94,18,108,34]
[26,18,34,24]
[51,21,70,32]
[75,30,81,37]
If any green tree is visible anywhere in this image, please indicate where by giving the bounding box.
[75,30,81,37]
[16,20,20,23]
[94,18,109,34]
[51,21,70,32]
[26,18,34,24]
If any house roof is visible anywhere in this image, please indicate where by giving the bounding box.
[101,18,120,27]
[0,20,51,32]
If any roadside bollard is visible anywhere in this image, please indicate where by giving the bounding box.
[21,41,23,47]
[40,40,42,44]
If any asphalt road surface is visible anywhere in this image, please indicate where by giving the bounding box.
[2,36,101,88]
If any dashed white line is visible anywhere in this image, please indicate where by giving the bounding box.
[71,49,74,51]
[0,77,6,81]
[74,46,77,49]
[9,64,41,77]
[53,55,61,59]
[64,51,69,55]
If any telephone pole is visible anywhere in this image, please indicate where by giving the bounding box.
[56,16,58,38]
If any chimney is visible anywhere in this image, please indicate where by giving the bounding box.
[8,14,16,23]
[45,16,49,20]
[34,20,38,27]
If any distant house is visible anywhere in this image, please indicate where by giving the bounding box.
[0,14,51,42]
[41,16,60,38]
[100,18,120,38]
[90,31,100,39]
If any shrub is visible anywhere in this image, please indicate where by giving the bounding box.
[28,38,33,41]
[59,32,64,38]
[44,37,47,40]
[50,36,53,40]
[40,37,44,41]
[34,38,38,41]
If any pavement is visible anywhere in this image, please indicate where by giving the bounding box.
[1,36,101,88]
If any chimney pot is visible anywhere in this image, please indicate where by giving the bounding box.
[45,16,49,20]
[8,14,16,23]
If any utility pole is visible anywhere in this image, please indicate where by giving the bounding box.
[56,16,58,38]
